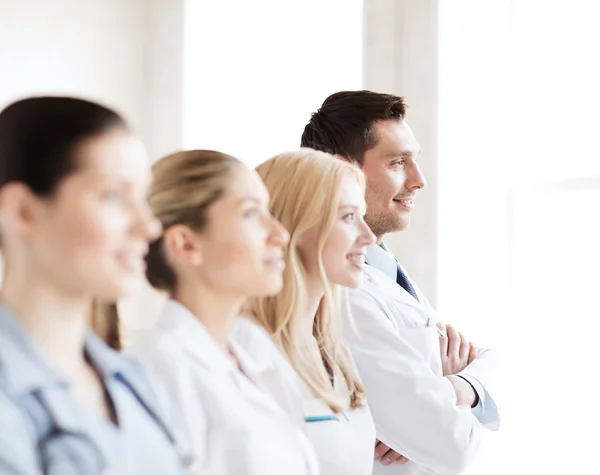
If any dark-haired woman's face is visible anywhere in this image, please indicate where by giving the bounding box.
[13,131,161,300]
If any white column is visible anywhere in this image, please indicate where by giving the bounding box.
[363,0,440,305]
[120,0,187,339]
[142,0,186,161]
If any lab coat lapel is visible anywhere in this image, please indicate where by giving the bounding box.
[364,265,423,310]
[227,340,299,422]
[156,299,233,374]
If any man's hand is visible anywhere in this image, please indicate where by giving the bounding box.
[374,440,408,466]
[437,323,477,376]
[445,374,479,407]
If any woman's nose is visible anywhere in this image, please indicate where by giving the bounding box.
[270,216,290,247]
[358,219,376,246]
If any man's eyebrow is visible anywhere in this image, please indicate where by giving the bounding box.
[386,150,421,160]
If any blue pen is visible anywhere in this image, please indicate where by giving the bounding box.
[305,415,339,423]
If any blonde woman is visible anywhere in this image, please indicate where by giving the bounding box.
[128,150,319,475]
[234,149,378,475]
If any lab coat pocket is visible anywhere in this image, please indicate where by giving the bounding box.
[303,397,376,475]
[397,325,443,375]
[302,397,347,473]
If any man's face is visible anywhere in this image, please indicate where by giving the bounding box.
[360,120,426,240]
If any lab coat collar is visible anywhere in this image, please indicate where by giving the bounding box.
[228,317,298,394]
[156,299,236,375]
[229,321,276,375]
[362,263,426,314]
[156,301,292,422]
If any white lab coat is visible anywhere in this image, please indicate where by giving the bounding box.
[232,317,377,475]
[343,244,500,475]
[128,299,320,475]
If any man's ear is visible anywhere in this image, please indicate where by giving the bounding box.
[163,225,204,267]
[0,183,40,238]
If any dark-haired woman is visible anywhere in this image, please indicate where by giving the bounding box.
[0,97,185,474]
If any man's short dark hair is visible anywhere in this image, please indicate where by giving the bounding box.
[300,90,407,164]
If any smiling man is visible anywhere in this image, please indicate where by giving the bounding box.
[301,90,500,475]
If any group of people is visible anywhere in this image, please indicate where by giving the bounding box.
[0,90,500,475]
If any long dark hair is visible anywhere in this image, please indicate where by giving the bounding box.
[0,96,129,350]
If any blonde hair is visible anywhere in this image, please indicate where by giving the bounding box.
[145,150,243,294]
[246,148,366,412]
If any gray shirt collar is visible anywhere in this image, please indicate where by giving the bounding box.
[0,301,141,395]
[0,300,176,445]
[365,242,398,281]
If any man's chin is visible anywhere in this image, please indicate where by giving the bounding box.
[367,214,410,237]
[396,216,411,232]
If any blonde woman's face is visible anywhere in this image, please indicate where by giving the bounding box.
[197,165,289,297]
[299,176,376,288]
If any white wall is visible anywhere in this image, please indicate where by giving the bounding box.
[0,0,146,133]
[0,0,184,333]
[0,0,184,158]
[119,0,186,336]
[143,0,186,160]
[182,0,363,166]
[507,2,599,473]
[437,3,511,475]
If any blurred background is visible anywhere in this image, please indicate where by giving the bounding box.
[1,1,599,474]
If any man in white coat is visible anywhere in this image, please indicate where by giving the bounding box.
[300,90,500,475]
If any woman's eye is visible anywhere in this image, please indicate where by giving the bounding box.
[342,212,355,222]
[101,190,123,202]
[244,208,259,218]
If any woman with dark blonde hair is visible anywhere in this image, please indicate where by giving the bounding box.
[129,149,319,475]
